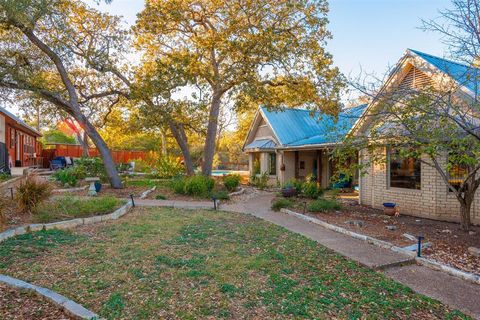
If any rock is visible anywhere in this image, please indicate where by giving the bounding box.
[441,229,452,234]
[467,247,480,257]
[403,233,417,241]
[345,220,364,227]
[469,231,476,236]
[386,225,397,231]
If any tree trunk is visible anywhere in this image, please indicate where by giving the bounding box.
[202,93,222,176]
[82,118,123,188]
[460,196,473,231]
[168,122,194,176]
[160,130,167,155]
[82,132,89,157]
[74,130,89,157]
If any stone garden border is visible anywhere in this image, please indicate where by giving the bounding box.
[228,187,245,197]
[0,275,99,319]
[280,208,480,285]
[52,185,89,193]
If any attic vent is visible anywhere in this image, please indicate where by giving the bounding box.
[398,66,432,90]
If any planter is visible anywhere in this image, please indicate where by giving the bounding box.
[383,202,397,216]
[282,186,297,198]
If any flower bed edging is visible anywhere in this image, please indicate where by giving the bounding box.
[0,185,157,243]
[228,187,245,197]
[139,185,156,199]
[52,185,89,193]
[0,274,100,320]
[0,201,133,244]
[280,208,480,285]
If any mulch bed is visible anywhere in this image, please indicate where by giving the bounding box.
[286,197,480,275]
[0,200,30,233]
[0,283,73,320]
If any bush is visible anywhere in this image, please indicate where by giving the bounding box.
[0,173,10,182]
[75,157,106,181]
[152,156,184,178]
[302,181,323,199]
[155,194,167,200]
[170,177,186,194]
[223,174,241,192]
[211,190,230,200]
[250,172,269,189]
[16,175,52,213]
[52,166,85,187]
[291,179,304,193]
[307,198,341,212]
[184,175,215,197]
[271,198,293,211]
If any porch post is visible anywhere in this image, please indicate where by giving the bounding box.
[294,151,299,179]
[316,150,322,185]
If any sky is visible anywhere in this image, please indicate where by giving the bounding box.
[8,0,454,114]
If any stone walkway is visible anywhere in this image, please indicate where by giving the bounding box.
[221,193,480,319]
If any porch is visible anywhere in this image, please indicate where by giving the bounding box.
[248,148,343,188]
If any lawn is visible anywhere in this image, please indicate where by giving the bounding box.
[0,208,469,319]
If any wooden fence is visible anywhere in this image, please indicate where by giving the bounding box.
[41,144,151,168]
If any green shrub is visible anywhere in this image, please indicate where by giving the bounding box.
[152,156,184,178]
[250,172,269,189]
[75,157,106,181]
[271,198,293,211]
[53,166,85,187]
[155,194,167,200]
[223,174,241,192]
[291,179,304,193]
[212,190,230,200]
[0,173,10,182]
[170,177,186,194]
[307,198,341,212]
[184,175,215,197]
[16,175,52,213]
[302,181,323,199]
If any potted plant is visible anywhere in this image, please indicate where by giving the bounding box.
[282,182,297,198]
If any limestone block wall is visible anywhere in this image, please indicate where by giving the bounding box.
[359,148,480,225]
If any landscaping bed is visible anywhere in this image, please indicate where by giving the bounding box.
[0,283,74,319]
[279,196,480,276]
[0,207,469,319]
[0,195,126,232]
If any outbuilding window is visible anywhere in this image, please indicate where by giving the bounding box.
[388,148,421,190]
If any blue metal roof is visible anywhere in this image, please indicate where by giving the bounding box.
[410,49,480,95]
[261,104,367,147]
[244,138,277,150]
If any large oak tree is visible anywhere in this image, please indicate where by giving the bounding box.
[0,0,125,187]
[134,0,344,175]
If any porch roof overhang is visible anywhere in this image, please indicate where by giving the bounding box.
[275,142,338,151]
[244,138,277,152]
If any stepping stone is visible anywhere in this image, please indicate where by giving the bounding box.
[345,220,364,227]
[386,225,397,231]
[403,242,430,251]
[467,247,480,257]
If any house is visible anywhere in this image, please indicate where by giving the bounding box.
[244,49,480,225]
[354,49,480,225]
[0,106,42,172]
[243,104,367,187]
